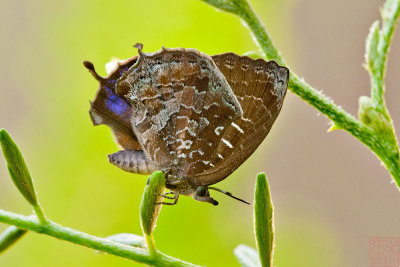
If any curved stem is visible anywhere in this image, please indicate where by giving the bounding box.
[0,209,199,267]
[0,226,27,254]
[201,0,400,189]
[145,234,157,256]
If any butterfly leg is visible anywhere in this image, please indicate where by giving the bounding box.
[154,191,175,199]
[108,150,156,174]
[156,192,180,205]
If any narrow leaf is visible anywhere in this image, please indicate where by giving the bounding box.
[234,244,261,267]
[105,233,145,248]
[365,21,380,73]
[139,170,166,236]
[380,0,400,55]
[0,129,38,206]
[327,122,342,132]
[0,226,27,254]
[254,173,274,267]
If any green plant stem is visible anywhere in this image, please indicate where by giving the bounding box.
[237,1,285,65]
[33,204,47,225]
[0,226,27,254]
[0,209,199,267]
[145,234,157,256]
[290,75,400,187]
[202,0,284,65]
[201,0,400,189]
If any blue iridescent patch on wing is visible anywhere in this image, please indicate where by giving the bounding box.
[104,84,131,122]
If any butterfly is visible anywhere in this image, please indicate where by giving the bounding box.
[84,43,289,205]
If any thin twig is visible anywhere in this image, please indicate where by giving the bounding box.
[201,0,400,189]
[0,209,199,267]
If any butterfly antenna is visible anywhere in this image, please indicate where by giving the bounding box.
[208,187,250,205]
[83,61,105,82]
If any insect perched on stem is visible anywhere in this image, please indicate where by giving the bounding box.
[84,43,288,205]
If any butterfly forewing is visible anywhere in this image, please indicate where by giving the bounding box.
[191,53,289,186]
[116,48,243,178]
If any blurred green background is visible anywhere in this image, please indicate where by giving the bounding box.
[1,0,400,266]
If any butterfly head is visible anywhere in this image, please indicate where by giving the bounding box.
[193,186,219,206]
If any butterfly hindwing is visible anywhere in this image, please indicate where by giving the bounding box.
[191,53,289,186]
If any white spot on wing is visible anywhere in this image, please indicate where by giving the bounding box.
[177,153,187,158]
[177,115,189,119]
[214,126,224,136]
[189,149,204,159]
[222,138,233,149]
[180,103,202,114]
[231,122,244,134]
[199,117,209,129]
[241,117,253,123]
[203,102,220,110]
[176,139,193,150]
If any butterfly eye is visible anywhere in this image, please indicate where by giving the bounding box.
[195,186,208,197]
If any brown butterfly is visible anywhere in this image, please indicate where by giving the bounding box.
[84,43,289,205]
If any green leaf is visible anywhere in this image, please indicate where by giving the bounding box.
[0,129,38,206]
[139,171,166,236]
[254,173,274,267]
[0,129,46,223]
[105,233,145,248]
[365,21,380,73]
[0,226,27,254]
[139,171,166,255]
[234,244,261,267]
[381,0,400,51]
[358,96,394,141]
[327,122,342,132]
[358,96,375,125]
[243,51,265,59]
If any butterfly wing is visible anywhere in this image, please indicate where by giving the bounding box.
[191,53,289,186]
[87,56,142,150]
[116,48,243,178]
